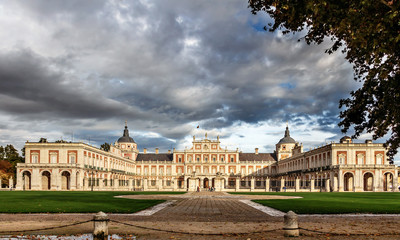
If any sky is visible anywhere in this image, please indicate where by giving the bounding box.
[0,0,397,163]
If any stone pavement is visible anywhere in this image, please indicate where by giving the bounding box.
[129,191,285,222]
[2,192,400,239]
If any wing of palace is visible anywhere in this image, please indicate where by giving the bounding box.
[15,124,398,192]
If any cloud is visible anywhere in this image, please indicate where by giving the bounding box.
[0,0,396,162]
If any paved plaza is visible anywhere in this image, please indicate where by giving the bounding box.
[123,191,289,221]
[1,192,400,239]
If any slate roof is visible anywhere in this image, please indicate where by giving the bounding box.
[136,153,173,161]
[239,153,277,162]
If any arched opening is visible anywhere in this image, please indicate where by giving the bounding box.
[344,172,354,191]
[178,176,184,189]
[61,171,71,190]
[41,171,51,190]
[363,172,373,191]
[22,171,31,190]
[211,178,215,188]
[187,178,190,190]
[383,172,393,191]
[204,178,209,189]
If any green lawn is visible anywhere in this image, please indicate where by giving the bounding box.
[229,192,400,214]
[0,191,186,213]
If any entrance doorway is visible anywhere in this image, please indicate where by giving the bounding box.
[41,171,51,190]
[344,172,354,191]
[61,171,71,190]
[363,172,373,191]
[204,178,209,188]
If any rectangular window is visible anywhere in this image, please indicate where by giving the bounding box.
[230,157,234,163]
[178,157,182,162]
[50,154,57,163]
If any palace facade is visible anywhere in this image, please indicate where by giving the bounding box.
[15,124,398,192]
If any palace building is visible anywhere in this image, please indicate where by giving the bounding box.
[15,123,398,192]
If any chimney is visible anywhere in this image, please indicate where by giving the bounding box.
[168,150,171,154]
[143,148,147,154]
[255,148,259,155]
[155,148,159,154]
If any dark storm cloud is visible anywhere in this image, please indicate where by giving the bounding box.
[0,49,148,120]
[0,0,361,151]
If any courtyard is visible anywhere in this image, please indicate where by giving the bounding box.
[1,191,400,239]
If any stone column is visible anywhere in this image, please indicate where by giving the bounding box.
[338,171,344,192]
[183,177,187,190]
[235,178,240,191]
[70,171,77,190]
[188,178,196,191]
[265,178,270,192]
[143,179,148,191]
[99,177,104,190]
[310,177,315,192]
[295,177,300,192]
[250,178,255,191]
[9,177,14,189]
[158,178,163,191]
[214,178,219,191]
[325,179,331,192]
[280,178,285,192]
[333,175,338,192]
[173,178,178,191]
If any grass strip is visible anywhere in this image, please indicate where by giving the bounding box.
[229,192,400,214]
[0,191,186,213]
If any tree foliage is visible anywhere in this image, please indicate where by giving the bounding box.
[249,0,400,159]
[0,144,24,179]
[101,142,111,152]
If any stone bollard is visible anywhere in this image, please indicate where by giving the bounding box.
[93,211,109,240]
[283,211,299,237]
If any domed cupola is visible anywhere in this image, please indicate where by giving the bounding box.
[278,126,296,144]
[117,122,135,143]
[114,121,138,160]
[276,124,297,161]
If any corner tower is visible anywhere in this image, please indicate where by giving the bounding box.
[114,121,138,159]
[276,124,296,161]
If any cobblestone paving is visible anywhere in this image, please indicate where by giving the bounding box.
[148,191,276,222]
